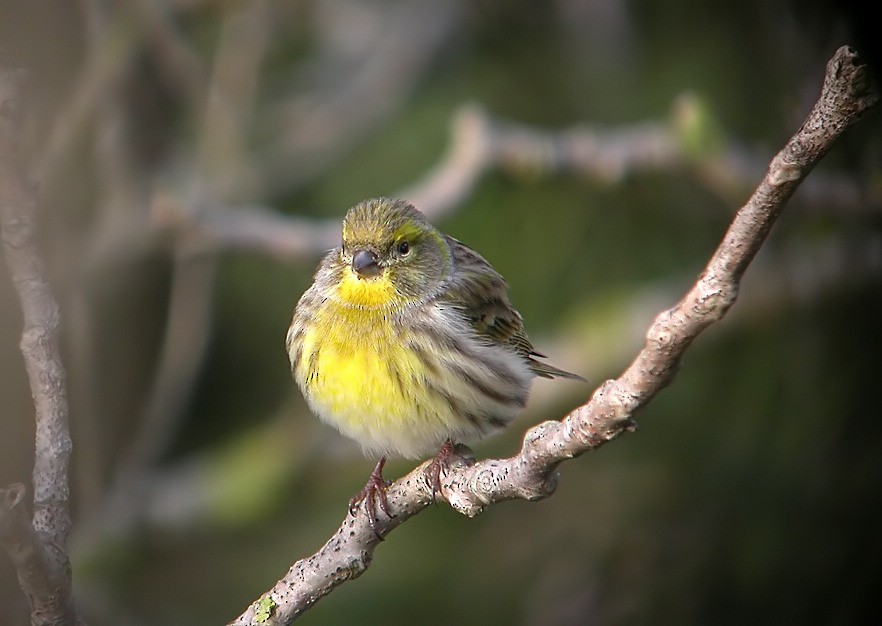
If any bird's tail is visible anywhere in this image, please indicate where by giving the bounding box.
[528,355,587,382]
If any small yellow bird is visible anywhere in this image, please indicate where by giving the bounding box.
[286,198,582,527]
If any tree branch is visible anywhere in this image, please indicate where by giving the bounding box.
[0,67,81,624]
[230,46,878,625]
[167,93,879,263]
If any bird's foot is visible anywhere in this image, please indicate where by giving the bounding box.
[426,439,457,504]
[349,457,393,540]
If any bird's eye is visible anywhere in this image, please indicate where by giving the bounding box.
[396,240,411,257]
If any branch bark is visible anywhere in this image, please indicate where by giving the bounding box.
[0,67,81,625]
[230,46,878,625]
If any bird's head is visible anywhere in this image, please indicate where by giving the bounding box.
[336,198,452,307]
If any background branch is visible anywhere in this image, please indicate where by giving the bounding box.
[0,66,80,625]
[168,96,881,260]
[230,45,878,626]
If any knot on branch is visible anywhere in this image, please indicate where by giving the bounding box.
[768,160,804,186]
[693,272,738,321]
[645,310,678,353]
[561,381,639,453]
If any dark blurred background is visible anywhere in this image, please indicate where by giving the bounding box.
[1,1,880,624]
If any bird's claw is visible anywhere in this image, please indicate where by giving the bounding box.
[349,457,393,540]
[426,439,456,504]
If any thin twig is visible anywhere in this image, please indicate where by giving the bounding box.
[0,66,82,625]
[258,0,464,194]
[36,0,142,185]
[96,1,274,537]
[229,46,878,626]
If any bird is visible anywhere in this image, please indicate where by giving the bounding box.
[286,197,583,533]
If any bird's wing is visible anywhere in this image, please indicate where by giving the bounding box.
[441,236,585,381]
[441,237,538,355]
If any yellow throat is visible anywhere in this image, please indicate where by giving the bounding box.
[334,266,403,309]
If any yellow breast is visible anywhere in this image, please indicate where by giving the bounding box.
[294,271,462,457]
[304,307,418,423]
[304,271,416,423]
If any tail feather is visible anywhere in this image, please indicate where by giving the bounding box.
[528,357,587,382]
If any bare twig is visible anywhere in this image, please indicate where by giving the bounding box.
[130,0,207,109]
[127,0,271,478]
[92,1,274,540]
[153,195,341,260]
[0,67,81,625]
[121,246,218,474]
[154,103,684,259]
[0,484,58,619]
[36,1,143,185]
[230,46,878,625]
[177,94,879,260]
[258,0,464,194]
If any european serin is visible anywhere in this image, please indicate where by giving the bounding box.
[286,198,582,528]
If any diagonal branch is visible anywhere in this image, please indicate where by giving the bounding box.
[230,46,878,625]
[0,67,82,624]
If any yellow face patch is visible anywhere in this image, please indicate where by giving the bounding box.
[391,221,423,245]
[335,266,401,308]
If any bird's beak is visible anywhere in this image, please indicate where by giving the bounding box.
[352,249,382,278]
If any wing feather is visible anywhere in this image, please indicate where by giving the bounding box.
[440,237,584,381]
